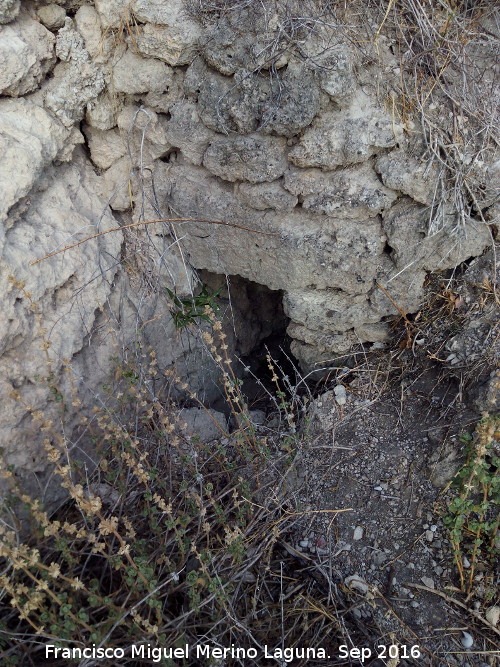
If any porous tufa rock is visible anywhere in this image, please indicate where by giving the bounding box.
[284,163,398,219]
[203,134,288,183]
[235,181,298,212]
[375,150,439,205]
[133,0,202,65]
[289,106,399,169]
[164,100,215,166]
[75,5,113,64]
[0,0,20,25]
[44,18,105,127]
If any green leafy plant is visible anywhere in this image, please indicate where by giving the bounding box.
[444,414,500,593]
[165,285,222,329]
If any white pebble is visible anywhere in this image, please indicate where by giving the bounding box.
[485,606,500,627]
[299,540,309,548]
[344,574,369,595]
[353,526,363,541]
[421,576,434,589]
[334,385,347,405]
[461,631,473,648]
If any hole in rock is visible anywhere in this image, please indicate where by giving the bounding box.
[159,148,180,164]
[198,270,296,413]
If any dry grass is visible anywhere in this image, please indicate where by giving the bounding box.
[0,312,361,666]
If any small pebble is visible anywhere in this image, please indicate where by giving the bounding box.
[345,574,369,595]
[425,530,434,542]
[463,556,471,568]
[485,606,500,627]
[299,540,309,548]
[334,384,347,405]
[353,526,363,541]
[461,631,473,649]
[421,576,434,589]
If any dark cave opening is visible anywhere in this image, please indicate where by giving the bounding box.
[198,270,297,412]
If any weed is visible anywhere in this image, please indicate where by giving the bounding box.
[444,414,500,594]
[0,315,350,666]
[165,285,222,329]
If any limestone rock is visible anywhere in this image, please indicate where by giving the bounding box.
[83,126,127,170]
[55,125,85,163]
[284,163,397,219]
[203,134,288,183]
[140,68,185,114]
[44,19,105,127]
[112,48,173,94]
[375,150,439,205]
[289,107,398,169]
[235,181,298,211]
[185,58,265,135]
[165,100,215,166]
[93,0,131,29]
[284,289,378,334]
[313,46,355,100]
[131,0,201,65]
[96,156,132,211]
[185,57,319,137]
[164,164,387,293]
[86,92,122,130]
[37,4,66,30]
[180,407,227,443]
[0,0,20,24]
[0,11,55,96]
[260,60,321,137]
[134,20,201,66]
[202,20,254,75]
[0,98,69,221]
[381,199,491,275]
[75,5,113,64]
[117,104,171,161]
[0,153,122,479]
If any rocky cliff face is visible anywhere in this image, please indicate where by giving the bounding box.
[0,0,497,492]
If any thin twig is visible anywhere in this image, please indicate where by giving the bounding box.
[30,218,279,266]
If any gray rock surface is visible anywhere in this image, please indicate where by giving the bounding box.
[289,101,400,169]
[0,0,20,25]
[37,4,66,31]
[203,134,288,183]
[180,407,228,443]
[284,163,397,218]
[375,150,439,205]
[0,99,69,220]
[112,49,173,95]
[0,11,55,96]
[44,18,105,127]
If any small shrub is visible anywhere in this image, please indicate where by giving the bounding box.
[0,314,344,666]
[444,414,500,593]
